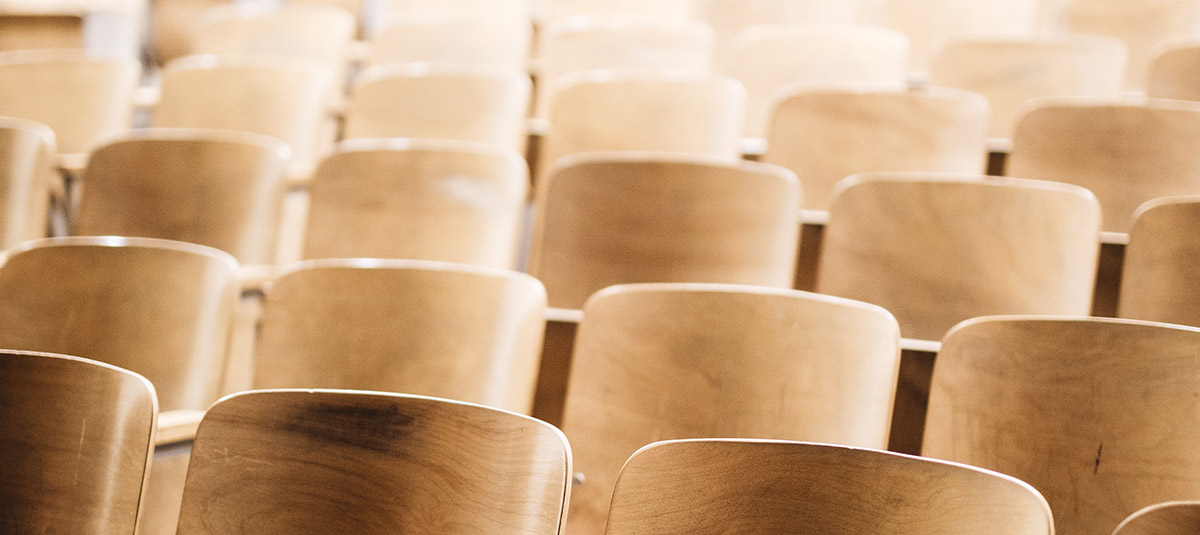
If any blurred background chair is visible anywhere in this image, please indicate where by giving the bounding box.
[0,117,55,248]
[0,350,157,535]
[864,0,1039,71]
[605,439,1053,535]
[1006,98,1200,233]
[366,11,531,70]
[816,173,1100,341]
[252,259,546,414]
[560,283,900,535]
[1146,39,1200,101]
[191,3,356,83]
[302,139,527,269]
[74,129,289,266]
[923,316,1200,535]
[176,389,570,534]
[1118,196,1200,327]
[528,154,799,309]
[761,86,989,211]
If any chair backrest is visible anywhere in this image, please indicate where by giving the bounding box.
[1118,196,1200,327]
[192,3,356,77]
[928,35,1126,139]
[606,439,1053,535]
[561,283,901,535]
[923,316,1200,535]
[0,350,157,535]
[816,173,1100,341]
[867,0,1040,70]
[0,49,138,156]
[724,24,910,138]
[1146,39,1200,101]
[74,128,290,265]
[303,139,527,268]
[762,86,989,211]
[154,54,333,177]
[1114,502,1200,535]
[0,116,54,249]
[344,64,530,152]
[176,389,570,534]
[253,259,547,413]
[146,0,227,65]
[0,236,239,412]
[539,72,745,186]
[539,0,692,27]
[0,13,85,52]
[367,12,531,70]
[1047,0,1200,90]
[1006,98,1200,233]
[692,0,864,56]
[536,17,715,117]
[529,154,799,309]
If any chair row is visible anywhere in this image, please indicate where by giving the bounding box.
[8,305,1200,535]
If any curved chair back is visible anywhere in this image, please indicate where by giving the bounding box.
[304,139,527,268]
[538,72,745,185]
[1114,502,1200,535]
[1118,196,1200,327]
[0,237,239,411]
[193,3,356,77]
[254,259,546,413]
[75,128,289,265]
[928,35,1126,138]
[606,439,1053,535]
[0,350,157,535]
[1147,39,1200,101]
[762,86,989,210]
[155,54,333,177]
[923,316,1200,535]
[0,117,54,248]
[817,173,1100,341]
[561,283,900,535]
[872,0,1039,70]
[1007,98,1200,233]
[177,389,570,534]
[0,49,138,156]
[345,65,530,152]
[1047,0,1200,90]
[725,24,910,138]
[693,0,863,56]
[529,154,799,309]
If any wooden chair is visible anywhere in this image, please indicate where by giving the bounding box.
[560,283,901,535]
[253,259,546,414]
[74,128,290,266]
[303,139,527,269]
[816,173,1100,341]
[146,0,226,65]
[928,35,1126,139]
[0,350,158,535]
[762,86,989,211]
[865,0,1039,70]
[692,0,864,57]
[192,3,356,79]
[0,13,85,51]
[606,439,1053,535]
[344,65,530,153]
[0,117,55,249]
[0,49,138,157]
[176,389,570,534]
[538,72,745,186]
[1117,197,1200,327]
[1146,39,1200,102]
[1046,0,1200,90]
[154,54,334,179]
[1114,502,1200,535]
[0,236,239,412]
[723,24,910,138]
[923,316,1200,535]
[528,154,799,309]
[1006,98,1200,233]
[382,0,531,18]
[366,12,531,71]
[535,17,714,117]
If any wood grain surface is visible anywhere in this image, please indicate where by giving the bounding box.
[1118,196,1200,327]
[0,116,54,249]
[1114,501,1200,535]
[176,389,570,535]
